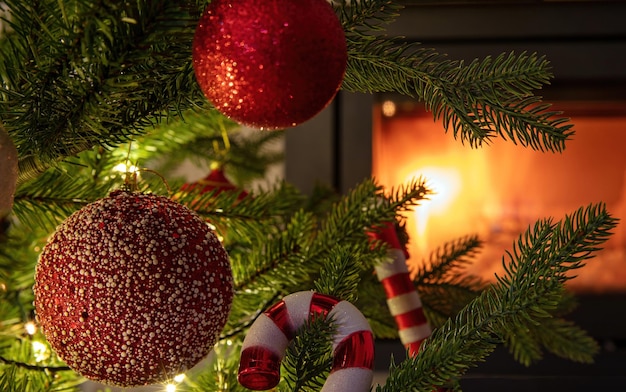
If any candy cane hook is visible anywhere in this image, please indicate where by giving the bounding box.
[370,221,432,356]
[238,291,375,391]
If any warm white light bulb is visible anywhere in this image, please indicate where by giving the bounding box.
[165,384,177,392]
[24,321,37,335]
[32,341,49,362]
[113,163,139,173]
[173,373,186,383]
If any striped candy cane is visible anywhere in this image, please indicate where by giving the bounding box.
[369,221,432,356]
[238,291,375,391]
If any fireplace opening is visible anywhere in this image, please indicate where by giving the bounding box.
[372,98,626,294]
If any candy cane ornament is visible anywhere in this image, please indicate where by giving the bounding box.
[238,291,375,391]
[369,221,432,356]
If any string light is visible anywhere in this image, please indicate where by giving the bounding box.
[113,163,139,174]
[173,374,186,383]
[24,321,37,335]
[31,341,49,362]
[165,384,177,392]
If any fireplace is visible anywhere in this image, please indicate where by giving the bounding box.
[373,98,626,293]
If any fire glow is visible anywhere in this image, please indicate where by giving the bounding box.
[373,101,626,293]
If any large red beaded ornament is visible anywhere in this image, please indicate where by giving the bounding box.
[33,191,234,387]
[192,0,347,129]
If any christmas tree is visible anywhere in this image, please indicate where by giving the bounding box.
[0,1,619,391]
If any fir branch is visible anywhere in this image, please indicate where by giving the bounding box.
[314,244,383,303]
[384,177,431,214]
[315,178,428,255]
[379,203,617,391]
[0,333,81,392]
[280,316,335,392]
[337,0,402,34]
[117,109,235,165]
[1,0,205,184]
[413,235,484,283]
[233,208,317,290]
[344,35,573,152]
[0,363,82,392]
[192,340,246,392]
[13,188,92,232]
[498,203,616,291]
[229,178,426,294]
[222,179,428,347]
[222,209,317,340]
[223,130,286,185]
[0,356,70,372]
[503,319,545,366]
[404,236,487,327]
[0,223,47,291]
[12,160,113,231]
[533,317,599,364]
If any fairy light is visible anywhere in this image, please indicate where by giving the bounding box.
[113,163,139,174]
[24,321,37,335]
[163,373,185,391]
[32,341,49,362]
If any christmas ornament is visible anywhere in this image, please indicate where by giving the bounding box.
[238,291,374,391]
[33,190,234,387]
[369,222,432,356]
[0,123,18,218]
[180,167,248,200]
[192,0,347,129]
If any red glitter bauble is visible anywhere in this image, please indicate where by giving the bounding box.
[192,0,347,129]
[33,191,234,387]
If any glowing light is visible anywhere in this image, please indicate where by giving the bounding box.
[113,163,139,174]
[381,100,397,117]
[32,341,49,362]
[173,373,186,383]
[165,384,177,392]
[407,167,461,250]
[418,167,461,213]
[24,321,37,335]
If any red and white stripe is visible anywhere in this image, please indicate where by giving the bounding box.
[369,222,432,356]
[238,291,375,391]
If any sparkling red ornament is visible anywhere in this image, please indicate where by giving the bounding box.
[192,0,347,129]
[33,190,234,387]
